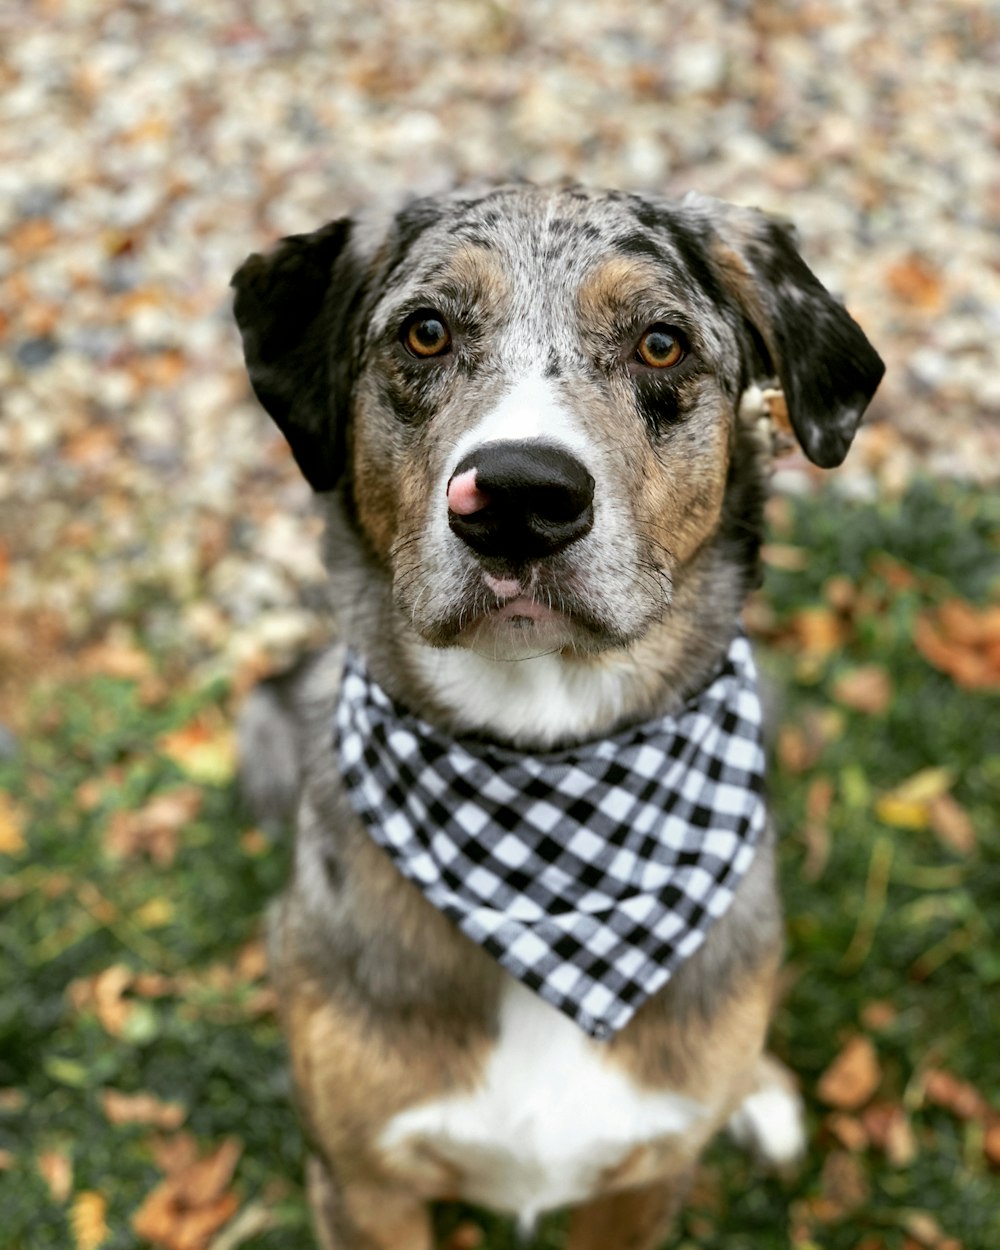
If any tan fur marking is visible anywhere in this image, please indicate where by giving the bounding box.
[564,1175,689,1250]
[610,949,781,1108]
[577,257,662,327]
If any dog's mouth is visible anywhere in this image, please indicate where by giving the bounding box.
[432,569,627,661]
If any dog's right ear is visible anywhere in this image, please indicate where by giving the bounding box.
[231,218,363,492]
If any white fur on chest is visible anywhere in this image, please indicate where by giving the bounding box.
[379,979,705,1222]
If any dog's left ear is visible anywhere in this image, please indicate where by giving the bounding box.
[231,218,364,492]
[686,195,885,468]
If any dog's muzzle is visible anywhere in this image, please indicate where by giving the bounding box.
[446,441,595,564]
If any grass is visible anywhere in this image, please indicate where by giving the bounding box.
[0,478,997,1250]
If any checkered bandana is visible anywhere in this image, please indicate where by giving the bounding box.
[334,632,766,1039]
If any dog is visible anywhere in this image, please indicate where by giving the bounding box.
[231,183,884,1250]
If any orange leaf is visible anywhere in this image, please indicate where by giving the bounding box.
[790,606,846,657]
[832,665,892,715]
[158,711,235,785]
[817,1035,881,1110]
[133,1138,242,1250]
[915,606,1000,691]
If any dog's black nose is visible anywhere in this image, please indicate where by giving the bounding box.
[447,441,595,563]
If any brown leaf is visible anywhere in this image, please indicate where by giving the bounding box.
[816,1149,869,1220]
[928,793,976,856]
[133,1138,242,1250]
[0,1149,14,1170]
[761,543,809,571]
[832,665,892,715]
[817,1035,881,1110]
[984,1120,1000,1168]
[861,1102,916,1167]
[91,965,134,1037]
[102,1089,187,1130]
[860,1000,898,1032]
[801,775,833,881]
[103,786,202,867]
[922,1068,990,1121]
[38,1149,73,1202]
[825,1112,868,1152]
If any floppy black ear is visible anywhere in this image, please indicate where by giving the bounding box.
[231,218,362,492]
[690,197,885,468]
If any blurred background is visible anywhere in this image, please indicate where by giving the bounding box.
[0,0,997,695]
[1,3,998,1249]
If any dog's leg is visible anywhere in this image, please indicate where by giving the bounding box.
[563,1176,689,1250]
[725,1050,806,1174]
[306,1154,433,1250]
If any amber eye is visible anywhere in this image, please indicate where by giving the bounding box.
[636,325,685,369]
[402,311,451,358]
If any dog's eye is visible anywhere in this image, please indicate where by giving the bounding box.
[402,311,452,359]
[636,325,685,369]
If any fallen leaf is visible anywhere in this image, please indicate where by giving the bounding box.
[71,1191,109,1250]
[927,793,976,856]
[832,665,892,715]
[816,1149,869,1220]
[984,1120,1000,1168]
[158,712,236,785]
[885,254,945,310]
[875,768,955,830]
[789,607,847,657]
[861,1102,916,1167]
[824,574,857,613]
[0,1150,14,1170]
[915,602,1000,691]
[922,1068,990,1121]
[0,792,26,856]
[102,1089,187,1130]
[802,775,833,881]
[69,964,136,1037]
[38,1149,73,1201]
[860,1000,898,1032]
[104,786,202,866]
[817,1036,881,1110]
[133,1137,242,1250]
[825,1112,868,1152]
[761,543,809,570]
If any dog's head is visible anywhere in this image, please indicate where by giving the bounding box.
[233,186,883,661]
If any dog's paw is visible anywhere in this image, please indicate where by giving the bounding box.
[726,1054,806,1175]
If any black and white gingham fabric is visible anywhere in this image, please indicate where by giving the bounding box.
[333,632,766,1040]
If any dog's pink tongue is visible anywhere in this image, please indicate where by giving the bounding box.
[447,468,489,515]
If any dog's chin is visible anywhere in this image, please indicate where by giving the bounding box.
[424,596,626,662]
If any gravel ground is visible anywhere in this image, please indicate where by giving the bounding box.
[1,0,998,697]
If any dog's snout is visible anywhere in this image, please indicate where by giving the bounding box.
[447,441,595,563]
